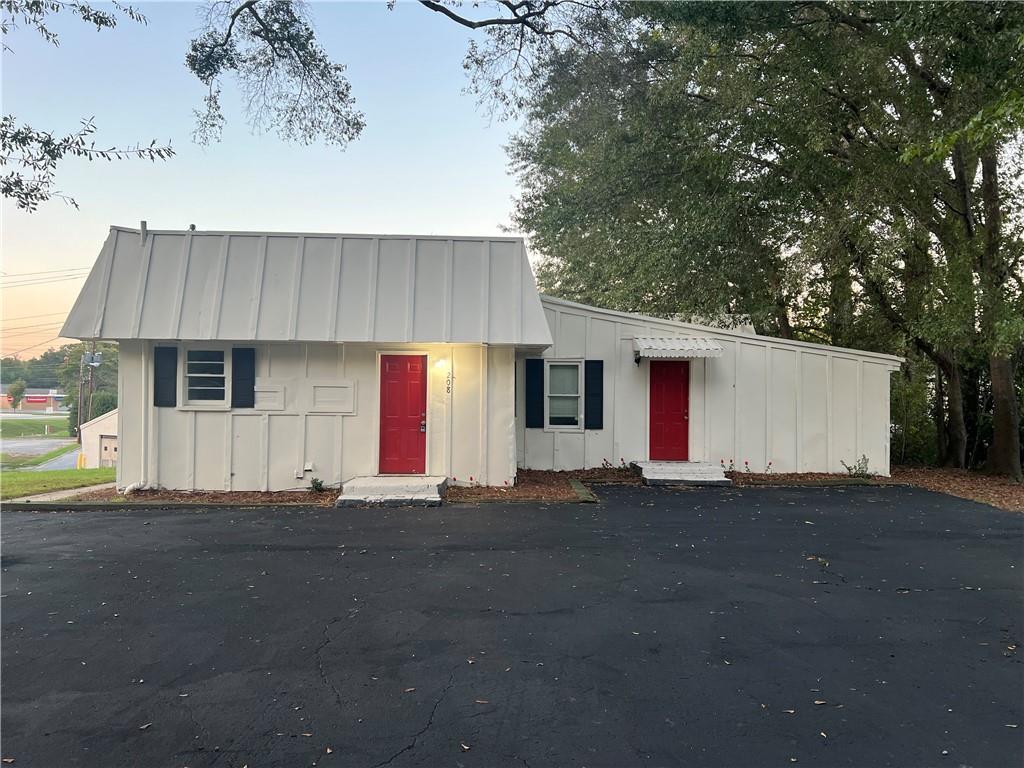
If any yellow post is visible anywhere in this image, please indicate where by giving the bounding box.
[77,452,87,470]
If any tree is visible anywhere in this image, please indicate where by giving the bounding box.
[7,378,27,408]
[0,357,27,385]
[501,2,1023,478]
[1,1,174,209]
[3,0,580,210]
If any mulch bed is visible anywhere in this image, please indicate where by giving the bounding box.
[66,468,637,506]
[67,487,340,507]
[890,466,1023,513]
[563,466,641,484]
[59,466,1024,512]
[445,469,577,503]
[728,471,897,487]
[445,467,640,503]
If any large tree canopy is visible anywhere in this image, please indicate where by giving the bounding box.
[503,1,1023,477]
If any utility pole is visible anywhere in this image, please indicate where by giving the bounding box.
[87,341,96,423]
[76,349,86,444]
[76,344,103,444]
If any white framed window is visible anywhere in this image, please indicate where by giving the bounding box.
[545,359,583,430]
[185,349,226,404]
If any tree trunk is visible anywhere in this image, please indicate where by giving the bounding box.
[978,146,1022,480]
[942,363,968,468]
[934,366,948,463]
[988,354,1022,480]
[827,259,853,346]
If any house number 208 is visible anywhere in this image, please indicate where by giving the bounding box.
[446,371,453,395]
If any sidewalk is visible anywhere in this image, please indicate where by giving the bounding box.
[5,483,116,504]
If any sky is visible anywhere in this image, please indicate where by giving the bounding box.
[1,0,523,358]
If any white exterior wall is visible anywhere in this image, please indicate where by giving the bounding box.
[80,409,118,468]
[518,299,900,476]
[117,340,516,491]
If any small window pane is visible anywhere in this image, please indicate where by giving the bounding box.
[187,361,223,375]
[186,350,225,402]
[187,350,223,362]
[188,388,224,401]
[187,376,224,389]
[549,395,579,426]
[549,364,579,395]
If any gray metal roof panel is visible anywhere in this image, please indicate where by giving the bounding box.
[62,227,553,347]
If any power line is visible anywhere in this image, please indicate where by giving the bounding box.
[4,337,62,357]
[1,320,67,332]
[1,275,89,289]
[2,267,91,278]
[1,269,89,280]
[1,324,66,340]
[0,311,69,322]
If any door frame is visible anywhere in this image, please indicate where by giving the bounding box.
[647,359,691,461]
[374,350,431,476]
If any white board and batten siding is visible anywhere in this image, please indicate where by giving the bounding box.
[518,297,902,476]
[117,341,514,491]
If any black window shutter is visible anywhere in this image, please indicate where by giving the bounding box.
[153,346,177,407]
[524,358,544,428]
[231,347,256,408]
[584,360,604,430]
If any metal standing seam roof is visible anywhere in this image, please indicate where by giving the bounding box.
[632,336,725,360]
[61,226,553,346]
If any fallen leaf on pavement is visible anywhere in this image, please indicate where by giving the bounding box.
[460,743,471,752]
[404,688,416,693]
[138,723,152,730]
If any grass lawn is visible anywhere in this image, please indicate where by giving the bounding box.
[0,442,78,470]
[1,468,115,501]
[0,417,70,439]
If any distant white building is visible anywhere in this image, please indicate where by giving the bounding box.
[79,408,118,468]
[61,224,902,493]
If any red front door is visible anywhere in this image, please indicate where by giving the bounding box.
[379,355,427,474]
[649,360,690,461]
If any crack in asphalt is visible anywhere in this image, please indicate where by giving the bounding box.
[315,613,349,712]
[370,667,458,768]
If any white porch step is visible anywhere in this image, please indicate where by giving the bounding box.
[632,461,732,487]
[335,475,448,507]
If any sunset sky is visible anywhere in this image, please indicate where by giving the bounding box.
[1,1,521,358]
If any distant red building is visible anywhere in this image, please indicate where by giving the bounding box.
[0,386,66,412]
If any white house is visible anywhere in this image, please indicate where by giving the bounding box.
[79,408,118,468]
[61,225,902,499]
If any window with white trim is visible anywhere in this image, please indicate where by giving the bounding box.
[546,360,582,429]
[185,350,226,403]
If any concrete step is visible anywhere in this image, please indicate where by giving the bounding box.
[335,475,448,507]
[632,461,732,487]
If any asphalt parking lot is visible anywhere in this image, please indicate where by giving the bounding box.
[2,485,1022,767]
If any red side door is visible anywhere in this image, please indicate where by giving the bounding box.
[649,360,690,461]
[379,355,427,474]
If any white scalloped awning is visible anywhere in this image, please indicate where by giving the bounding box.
[633,336,724,362]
